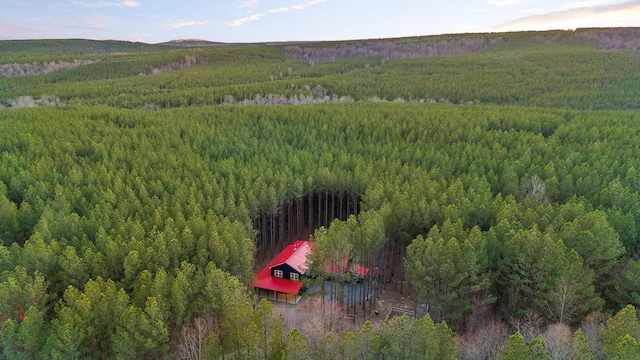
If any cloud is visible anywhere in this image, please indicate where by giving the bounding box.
[70,0,140,8]
[240,0,260,7]
[128,33,151,42]
[563,0,612,8]
[168,20,210,29]
[292,0,327,10]
[111,0,139,6]
[487,0,532,5]
[226,0,327,26]
[225,13,265,26]
[269,7,289,13]
[495,0,640,30]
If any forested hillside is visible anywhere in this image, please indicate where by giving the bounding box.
[2,28,640,359]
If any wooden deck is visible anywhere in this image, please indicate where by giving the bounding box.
[255,288,302,304]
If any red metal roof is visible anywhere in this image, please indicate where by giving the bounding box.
[350,264,370,276]
[252,273,304,294]
[252,240,371,294]
[270,240,312,274]
[252,240,312,294]
[324,256,348,274]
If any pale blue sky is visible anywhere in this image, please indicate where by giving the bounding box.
[1,0,639,43]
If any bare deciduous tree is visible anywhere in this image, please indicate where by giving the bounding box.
[580,312,606,359]
[546,278,579,324]
[522,174,548,201]
[176,313,218,360]
[0,60,98,77]
[280,298,345,356]
[509,313,545,342]
[285,37,504,64]
[460,319,509,360]
[151,55,201,74]
[575,28,640,52]
[1,95,61,109]
[543,323,576,360]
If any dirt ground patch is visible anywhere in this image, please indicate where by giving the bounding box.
[259,279,426,331]
[267,280,428,343]
[255,281,425,330]
[339,281,427,329]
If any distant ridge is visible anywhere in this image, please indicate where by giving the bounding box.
[157,39,228,47]
[157,38,306,47]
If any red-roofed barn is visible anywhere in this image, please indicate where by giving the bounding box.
[252,239,370,304]
[252,240,313,304]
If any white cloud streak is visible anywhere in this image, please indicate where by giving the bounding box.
[226,0,327,26]
[269,7,289,13]
[487,0,532,5]
[563,0,613,8]
[225,13,264,27]
[240,0,260,7]
[168,19,210,29]
[495,0,640,30]
[70,0,140,8]
[128,33,150,42]
[292,0,327,10]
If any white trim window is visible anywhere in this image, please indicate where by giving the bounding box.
[290,272,299,281]
[274,269,283,278]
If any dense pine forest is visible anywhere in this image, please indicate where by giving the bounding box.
[2,28,640,359]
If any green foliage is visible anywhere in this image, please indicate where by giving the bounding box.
[558,209,624,281]
[4,32,640,110]
[611,260,640,308]
[545,250,602,324]
[2,31,640,357]
[285,328,309,360]
[372,314,458,359]
[0,306,48,360]
[498,332,548,360]
[341,320,374,360]
[0,39,166,64]
[497,226,565,319]
[405,221,483,328]
[45,278,170,359]
[573,328,596,360]
[316,332,338,360]
[611,334,640,360]
[253,299,286,360]
[0,267,49,357]
[1,100,638,354]
[601,305,640,359]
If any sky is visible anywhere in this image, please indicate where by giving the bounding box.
[1,0,639,43]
